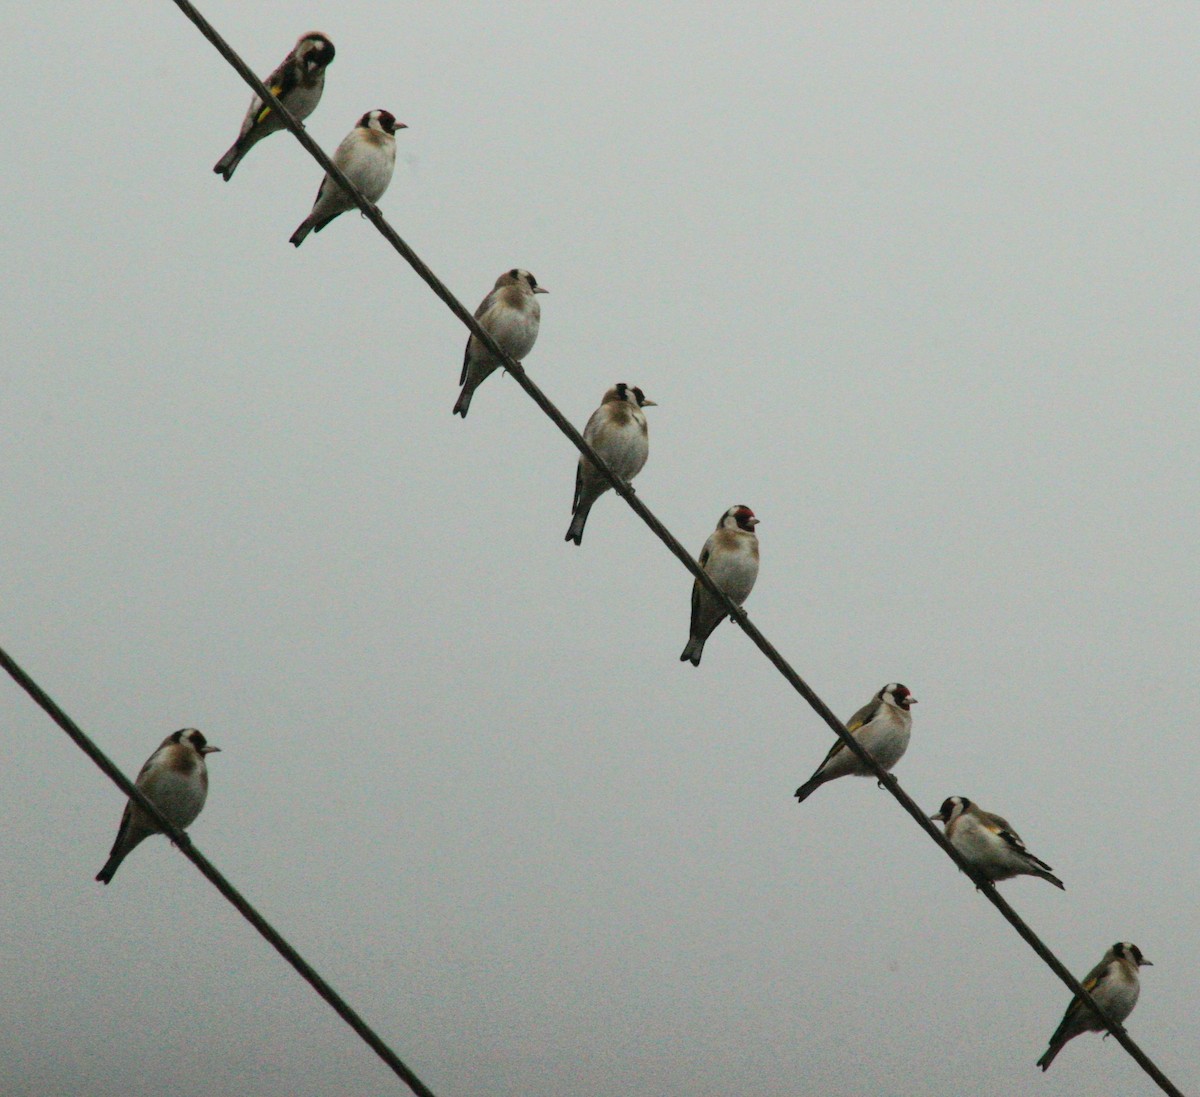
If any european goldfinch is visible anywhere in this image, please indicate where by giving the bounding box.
[1037,942,1152,1071]
[793,683,915,801]
[213,32,335,181]
[96,728,220,885]
[565,383,655,545]
[289,109,405,246]
[453,269,547,417]
[931,795,1064,890]
[679,505,760,666]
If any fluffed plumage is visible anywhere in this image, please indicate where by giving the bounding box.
[289,109,405,246]
[679,505,760,666]
[566,383,655,545]
[794,683,916,801]
[214,33,335,181]
[453,269,547,417]
[1037,943,1151,1070]
[96,728,220,885]
[931,795,1064,890]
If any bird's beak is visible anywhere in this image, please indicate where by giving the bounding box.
[533,286,549,294]
[930,811,945,823]
[641,399,658,407]
[747,517,761,527]
[907,696,918,704]
[202,745,222,754]
[395,122,409,131]
[1141,958,1154,966]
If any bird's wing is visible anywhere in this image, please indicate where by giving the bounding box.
[461,292,499,383]
[844,698,878,736]
[250,52,302,126]
[1062,962,1112,1025]
[808,701,876,770]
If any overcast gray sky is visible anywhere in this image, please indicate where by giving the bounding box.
[3,3,1198,1095]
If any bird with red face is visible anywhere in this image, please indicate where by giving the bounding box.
[794,683,916,802]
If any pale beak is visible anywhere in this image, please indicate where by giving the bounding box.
[533,286,549,294]
[929,812,945,822]
[202,745,222,754]
[1141,958,1154,966]
[747,517,761,527]
[641,399,658,407]
[395,122,409,130]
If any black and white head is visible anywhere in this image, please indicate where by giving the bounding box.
[495,268,548,296]
[169,728,221,757]
[608,382,656,408]
[879,682,917,711]
[295,33,335,74]
[719,505,759,532]
[358,109,407,136]
[931,795,971,824]
[1112,942,1152,967]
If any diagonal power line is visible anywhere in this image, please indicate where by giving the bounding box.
[36,3,1183,1094]
[0,644,439,1097]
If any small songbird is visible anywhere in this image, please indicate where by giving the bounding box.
[1037,942,1152,1071]
[453,269,547,417]
[931,795,1064,890]
[793,683,916,802]
[95,728,220,885]
[213,32,336,181]
[565,383,656,545]
[289,109,405,246]
[679,505,760,666]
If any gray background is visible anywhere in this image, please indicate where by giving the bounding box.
[2,3,1196,1095]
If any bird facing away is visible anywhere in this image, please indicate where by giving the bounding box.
[931,795,1064,890]
[565,383,656,545]
[1037,942,1152,1071]
[679,505,760,666]
[213,32,335,181]
[289,109,405,246]
[452,269,547,417]
[96,728,220,885]
[793,683,916,802]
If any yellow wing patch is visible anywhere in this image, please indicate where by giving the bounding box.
[254,85,284,125]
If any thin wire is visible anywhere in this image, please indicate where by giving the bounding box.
[0,644,439,1097]
[93,5,1185,1094]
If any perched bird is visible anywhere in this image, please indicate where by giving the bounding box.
[289,109,405,246]
[95,728,220,885]
[453,269,547,417]
[565,383,656,545]
[679,505,760,666]
[793,683,916,802]
[931,795,1064,890]
[213,32,335,181]
[1037,942,1152,1071]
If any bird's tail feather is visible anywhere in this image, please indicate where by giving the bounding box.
[565,501,594,545]
[794,775,826,803]
[452,385,473,418]
[679,637,703,666]
[289,217,315,247]
[213,142,244,181]
[1036,1042,1062,1071]
[1038,868,1066,890]
[95,852,125,885]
